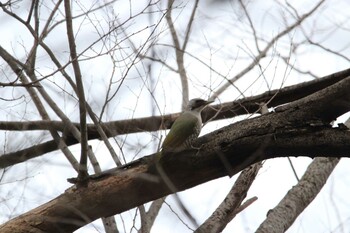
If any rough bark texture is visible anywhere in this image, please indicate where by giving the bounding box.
[1,127,350,232]
[195,163,262,233]
[1,68,350,169]
[2,73,350,232]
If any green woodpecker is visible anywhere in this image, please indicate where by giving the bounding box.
[161,98,213,153]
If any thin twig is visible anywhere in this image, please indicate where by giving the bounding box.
[64,0,89,183]
[211,0,326,100]
[166,0,189,109]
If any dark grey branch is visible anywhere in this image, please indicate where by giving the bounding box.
[2,71,350,231]
[1,121,350,232]
[1,68,350,168]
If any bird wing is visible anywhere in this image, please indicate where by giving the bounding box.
[161,113,199,151]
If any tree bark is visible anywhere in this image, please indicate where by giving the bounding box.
[1,126,349,232]
[1,68,350,168]
[2,73,350,232]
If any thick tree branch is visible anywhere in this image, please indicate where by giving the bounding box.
[1,124,350,232]
[2,69,350,231]
[1,67,350,168]
[2,67,349,133]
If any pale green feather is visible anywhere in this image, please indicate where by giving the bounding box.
[161,112,200,151]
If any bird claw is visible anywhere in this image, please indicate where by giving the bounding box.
[191,144,203,155]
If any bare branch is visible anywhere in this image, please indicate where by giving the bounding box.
[307,38,350,62]
[0,44,80,171]
[182,0,199,52]
[238,0,260,52]
[1,67,350,168]
[0,81,41,87]
[64,0,89,183]
[2,69,350,231]
[166,0,189,109]
[195,162,262,233]
[2,66,349,133]
[36,35,123,167]
[255,157,340,233]
[1,127,349,232]
[211,0,326,99]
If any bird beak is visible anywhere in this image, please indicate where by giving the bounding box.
[205,99,214,105]
[200,100,214,109]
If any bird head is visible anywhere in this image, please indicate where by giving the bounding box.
[187,98,214,112]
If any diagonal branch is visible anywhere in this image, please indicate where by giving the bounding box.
[182,0,199,52]
[195,162,262,233]
[0,43,80,171]
[166,0,189,109]
[1,125,350,232]
[211,0,326,99]
[64,0,89,182]
[255,157,340,233]
[1,67,350,168]
[5,73,349,232]
[2,66,350,134]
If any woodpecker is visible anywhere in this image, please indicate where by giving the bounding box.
[161,98,213,153]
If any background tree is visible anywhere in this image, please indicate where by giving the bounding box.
[1,0,350,232]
